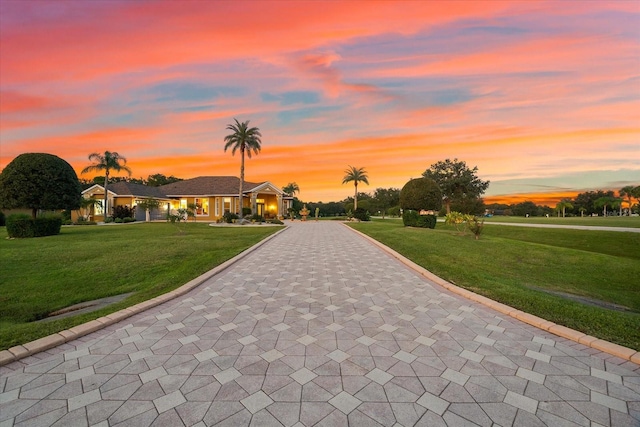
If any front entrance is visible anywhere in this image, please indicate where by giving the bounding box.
[257,203,265,216]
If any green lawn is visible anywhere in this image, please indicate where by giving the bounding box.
[483,215,640,228]
[0,223,281,350]
[349,220,640,350]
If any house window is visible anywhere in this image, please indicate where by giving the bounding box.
[214,197,219,216]
[180,199,187,210]
[195,198,209,216]
[223,197,232,213]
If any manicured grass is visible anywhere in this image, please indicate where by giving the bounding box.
[0,223,281,350]
[483,215,640,228]
[349,220,640,350]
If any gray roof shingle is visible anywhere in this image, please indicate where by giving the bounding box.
[158,176,264,196]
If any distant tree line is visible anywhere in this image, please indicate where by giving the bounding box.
[486,186,640,217]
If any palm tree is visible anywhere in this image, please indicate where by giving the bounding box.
[620,186,635,216]
[224,119,262,214]
[81,151,131,219]
[282,182,300,197]
[342,166,369,211]
[555,200,573,218]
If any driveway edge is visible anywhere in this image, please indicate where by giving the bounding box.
[345,223,640,364]
[0,226,288,367]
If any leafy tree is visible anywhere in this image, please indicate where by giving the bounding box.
[571,190,614,216]
[0,153,82,218]
[372,187,400,219]
[511,201,539,217]
[147,173,183,187]
[399,177,442,212]
[422,158,489,214]
[342,166,369,210]
[224,119,262,214]
[81,151,132,218]
[78,197,101,221]
[282,182,300,197]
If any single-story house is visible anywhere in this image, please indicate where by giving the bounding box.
[78,176,292,222]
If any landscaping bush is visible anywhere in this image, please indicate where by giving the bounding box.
[268,218,284,225]
[123,217,135,223]
[402,209,420,227]
[353,207,370,221]
[242,207,252,216]
[6,213,62,238]
[402,210,436,228]
[417,214,437,229]
[114,218,123,223]
[104,217,114,223]
[251,214,264,223]
[113,205,135,219]
[223,212,239,223]
[0,211,5,226]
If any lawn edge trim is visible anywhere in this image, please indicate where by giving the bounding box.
[0,226,288,367]
[344,223,640,364]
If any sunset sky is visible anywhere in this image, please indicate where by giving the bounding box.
[1,1,639,205]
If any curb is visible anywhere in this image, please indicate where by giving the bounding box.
[0,226,289,367]
[344,223,640,364]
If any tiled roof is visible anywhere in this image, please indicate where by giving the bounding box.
[159,176,264,196]
[106,182,168,198]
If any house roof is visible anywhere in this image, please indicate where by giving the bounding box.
[106,182,169,198]
[159,176,266,196]
[82,176,283,198]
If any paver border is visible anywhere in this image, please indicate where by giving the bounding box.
[0,225,289,367]
[344,223,640,364]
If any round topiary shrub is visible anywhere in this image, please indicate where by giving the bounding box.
[400,177,442,228]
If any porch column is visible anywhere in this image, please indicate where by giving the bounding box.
[277,194,283,218]
[251,193,257,215]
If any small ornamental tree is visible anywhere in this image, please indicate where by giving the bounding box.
[400,177,442,212]
[399,177,442,228]
[0,153,82,218]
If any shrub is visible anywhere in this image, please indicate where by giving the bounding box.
[6,213,62,238]
[114,217,123,223]
[400,177,442,212]
[403,210,436,229]
[223,212,239,223]
[104,217,114,223]
[387,206,401,217]
[402,209,420,227]
[242,207,252,216]
[251,214,264,223]
[268,218,284,225]
[0,211,5,226]
[353,207,370,221]
[467,216,485,240]
[123,217,135,223]
[74,220,97,225]
[113,205,135,220]
[417,214,437,229]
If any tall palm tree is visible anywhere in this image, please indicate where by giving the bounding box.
[620,186,635,216]
[224,119,262,214]
[81,151,131,219]
[555,200,573,218]
[283,182,300,197]
[342,166,369,211]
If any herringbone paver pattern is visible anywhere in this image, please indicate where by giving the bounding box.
[1,221,639,426]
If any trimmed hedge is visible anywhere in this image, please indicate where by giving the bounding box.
[6,213,63,238]
[402,210,437,229]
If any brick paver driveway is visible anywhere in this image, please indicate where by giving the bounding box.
[1,221,639,426]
